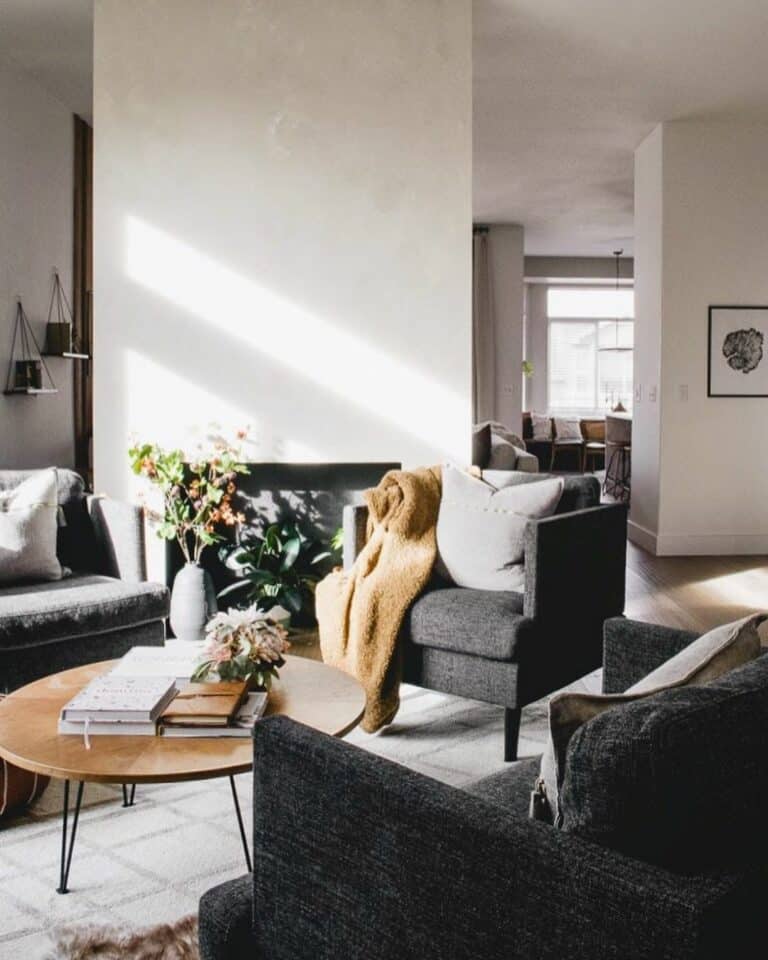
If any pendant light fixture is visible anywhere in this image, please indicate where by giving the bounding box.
[598,249,632,352]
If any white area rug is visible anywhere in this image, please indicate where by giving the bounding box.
[0,674,598,958]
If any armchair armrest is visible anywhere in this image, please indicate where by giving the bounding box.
[342,503,369,570]
[602,618,700,693]
[87,495,147,582]
[514,448,539,473]
[523,502,628,623]
[250,716,747,960]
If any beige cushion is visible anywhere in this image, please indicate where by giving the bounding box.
[530,413,553,441]
[536,614,766,825]
[0,469,64,584]
[436,465,563,590]
[553,417,582,441]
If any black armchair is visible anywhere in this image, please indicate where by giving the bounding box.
[199,619,762,960]
[343,474,628,760]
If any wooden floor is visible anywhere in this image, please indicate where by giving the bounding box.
[624,542,768,633]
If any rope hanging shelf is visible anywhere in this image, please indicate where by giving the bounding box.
[42,271,89,360]
[3,299,58,396]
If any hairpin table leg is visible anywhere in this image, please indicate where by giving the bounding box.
[57,779,84,894]
[121,783,137,807]
[229,775,252,873]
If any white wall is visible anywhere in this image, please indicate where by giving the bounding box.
[488,224,524,431]
[633,120,768,555]
[93,0,472,517]
[629,126,663,550]
[0,58,74,469]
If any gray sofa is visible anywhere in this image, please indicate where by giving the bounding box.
[343,474,627,759]
[0,469,169,693]
[199,618,765,960]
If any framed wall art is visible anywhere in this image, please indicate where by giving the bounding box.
[708,305,768,397]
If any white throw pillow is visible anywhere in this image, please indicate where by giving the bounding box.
[0,470,64,584]
[534,613,766,826]
[530,413,553,441]
[553,417,582,441]
[436,466,563,590]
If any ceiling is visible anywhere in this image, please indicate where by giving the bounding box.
[0,0,92,119]
[4,2,768,255]
[474,0,768,255]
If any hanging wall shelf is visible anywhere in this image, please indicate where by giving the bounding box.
[41,271,89,359]
[4,299,58,396]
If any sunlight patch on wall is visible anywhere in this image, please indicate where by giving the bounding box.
[121,347,322,471]
[123,216,467,461]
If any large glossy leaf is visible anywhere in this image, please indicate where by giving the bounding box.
[280,536,301,571]
[284,587,303,613]
[217,579,251,599]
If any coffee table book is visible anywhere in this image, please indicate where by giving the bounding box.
[159,681,249,727]
[159,692,269,738]
[59,675,177,724]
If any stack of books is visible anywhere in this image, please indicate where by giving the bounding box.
[159,682,269,737]
[58,675,177,740]
[58,647,271,742]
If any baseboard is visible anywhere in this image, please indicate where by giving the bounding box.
[655,532,768,556]
[627,520,658,554]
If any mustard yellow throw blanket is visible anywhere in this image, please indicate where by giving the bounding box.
[317,466,442,733]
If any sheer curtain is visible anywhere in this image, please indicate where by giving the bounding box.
[472,228,496,423]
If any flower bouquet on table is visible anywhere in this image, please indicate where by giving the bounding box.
[192,606,291,690]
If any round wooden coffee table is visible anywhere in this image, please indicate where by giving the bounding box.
[0,655,364,892]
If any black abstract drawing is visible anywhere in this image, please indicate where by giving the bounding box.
[722,327,764,373]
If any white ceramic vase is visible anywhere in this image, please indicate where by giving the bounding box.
[169,562,217,642]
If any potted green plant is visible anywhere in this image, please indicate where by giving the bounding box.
[129,434,249,642]
[219,520,332,627]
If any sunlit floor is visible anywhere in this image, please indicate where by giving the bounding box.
[624,542,768,633]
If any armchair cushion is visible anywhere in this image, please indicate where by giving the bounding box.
[0,469,100,573]
[0,574,169,650]
[561,652,768,871]
[538,614,763,825]
[435,466,563,590]
[405,587,528,661]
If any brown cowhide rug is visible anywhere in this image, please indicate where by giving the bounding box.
[45,914,198,960]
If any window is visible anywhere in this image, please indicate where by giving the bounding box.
[547,287,634,415]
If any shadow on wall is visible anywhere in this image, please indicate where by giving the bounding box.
[117,215,466,464]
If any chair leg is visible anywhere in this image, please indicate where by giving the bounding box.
[504,707,522,762]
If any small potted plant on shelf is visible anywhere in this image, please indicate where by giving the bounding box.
[129,431,249,642]
[192,606,290,690]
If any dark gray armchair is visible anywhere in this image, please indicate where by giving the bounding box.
[199,619,764,960]
[0,469,169,692]
[343,474,627,759]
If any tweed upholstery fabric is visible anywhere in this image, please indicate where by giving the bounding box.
[88,496,147,582]
[561,653,768,871]
[224,716,758,960]
[603,618,700,693]
[0,574,169,650]
[406,645,521,707]
[466,756,540,815]
[406,587,525,660]
[199,875,257,960]
[539,615,763,825]
[0,619,164,692]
